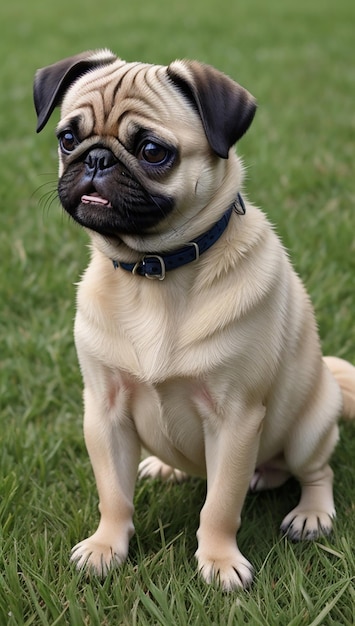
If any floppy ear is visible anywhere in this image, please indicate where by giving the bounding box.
[167,60,257,158]
[34,49,117,133]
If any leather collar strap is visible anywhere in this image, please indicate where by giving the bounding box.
[113,192,246,280]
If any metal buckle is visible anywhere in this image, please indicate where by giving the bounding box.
[186,241,200,262]
[133,255,166,280]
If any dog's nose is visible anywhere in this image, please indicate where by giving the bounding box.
[85,148,117,174]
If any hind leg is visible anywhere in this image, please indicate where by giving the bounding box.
[250,456,291,491]
[250,467,291,491]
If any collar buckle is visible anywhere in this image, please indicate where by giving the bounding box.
[133,255,166,280]
[186,241,200,262]
[114,193,245,278]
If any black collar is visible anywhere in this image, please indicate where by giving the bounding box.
[113,192,245,280]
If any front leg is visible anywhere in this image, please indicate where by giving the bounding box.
[195,400,265,591]
[71,382,140,576]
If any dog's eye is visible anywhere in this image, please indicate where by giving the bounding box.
[59,131,78,154]
[137,141,170,165]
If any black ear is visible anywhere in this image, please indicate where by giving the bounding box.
[167,60,257,158]
[34,49,117,133]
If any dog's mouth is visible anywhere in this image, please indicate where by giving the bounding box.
[81,192,113,208]
[59,168,175,236]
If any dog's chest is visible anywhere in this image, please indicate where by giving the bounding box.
[75,266,245,382]
[76,291,178,380]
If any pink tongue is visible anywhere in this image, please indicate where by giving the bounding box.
[81,194,110,206]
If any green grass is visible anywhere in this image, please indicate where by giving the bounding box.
[1,0,355,623]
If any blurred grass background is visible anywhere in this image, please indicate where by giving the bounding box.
[0,0,354,624]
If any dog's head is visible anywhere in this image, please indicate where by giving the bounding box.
[34,50,256,256]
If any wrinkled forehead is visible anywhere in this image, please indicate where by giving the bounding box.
[59,60,199,139]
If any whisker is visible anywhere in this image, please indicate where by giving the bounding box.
[38,189,60,214]
[31,176,58,204]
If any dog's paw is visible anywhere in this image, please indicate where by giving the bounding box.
[138,456,188,482]
[195,545,254,591]
[250,466,291,491]
[280,507,334,541]
[70,530,130,576]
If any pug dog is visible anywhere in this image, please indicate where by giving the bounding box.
[34,49,355,590]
